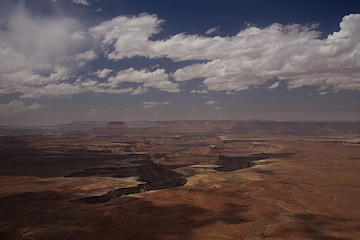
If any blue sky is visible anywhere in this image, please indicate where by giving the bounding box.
[0,0,360,125]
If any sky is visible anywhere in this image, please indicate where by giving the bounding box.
[0,0,360,125]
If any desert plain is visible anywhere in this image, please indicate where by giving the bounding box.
[0,120,360,240]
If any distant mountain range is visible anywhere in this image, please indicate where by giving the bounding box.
[1,120,359,136]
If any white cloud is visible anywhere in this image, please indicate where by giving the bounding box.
[190,89,208,94]
[0,4,92,97]
[91,13,360,92]
[105,68,179,93]
[132,86,148,95]
[95,68,113,78]
[27,103,44,110]
[205,100,217,105]
[171,15,360,92]
[20,83,84,98]
[213,106,222,110]
[0,5,137,99]
[20,81,136,98]
[2,8,360,102]
[142,101,170,109]
[206,26,220,35]
[76,50,97,61]
[90,13,164,59]
[150,33,224,61]
[72,0,90,5]
[268,82,280,90]
[0,100,46,116]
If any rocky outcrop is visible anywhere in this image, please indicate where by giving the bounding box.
[248,143,282,152]
[208,145,219,154]
[124,121,155,128]
[152,154,169,164]
[103,121,128,128]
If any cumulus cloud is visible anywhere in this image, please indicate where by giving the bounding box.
[0,100,46,116]
[142,101,170,109]
[95,68,113,78]
[268,82,280,90]
[205,100,217,105]
[2,7,360,101]
[72,0,90,5]
[90,13,164,59]
[132,86,148,95]
[0,3,91,97]
[91,13,360,92]
[76,50,97,61]
[190,89,208,94]
[105,68,179,93]
[0,4,142,99]
[19,80,135,98]
[76,50,97,67]
[171,15,360,92]
[20,83,83,98]
[206,26,220,35]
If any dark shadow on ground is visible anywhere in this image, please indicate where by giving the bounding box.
[0,136,160,178]
[215,153,294,172]
[252,169,277,175]
[271,213,354,240]
[0,189,251,240]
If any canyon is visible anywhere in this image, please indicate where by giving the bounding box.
[0,120,360,239]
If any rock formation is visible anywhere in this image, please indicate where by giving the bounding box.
[103,121,128,128]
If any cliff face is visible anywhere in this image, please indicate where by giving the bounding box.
[153,120,237,131]
[125,121,155,128]
[215,154,272,172]
[67,157,187,204]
